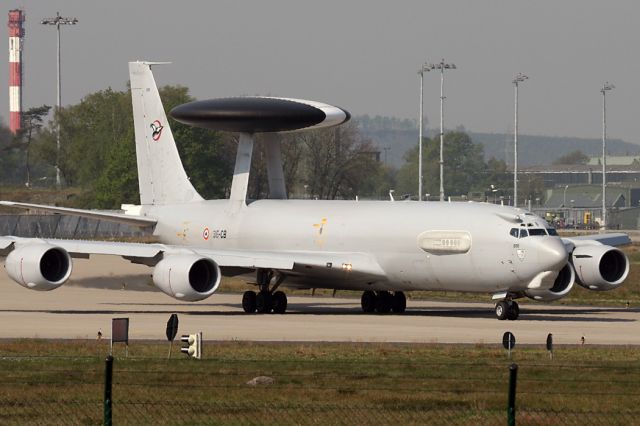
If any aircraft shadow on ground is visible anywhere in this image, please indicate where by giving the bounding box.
[2,304,634,322]
[67,276,155,292]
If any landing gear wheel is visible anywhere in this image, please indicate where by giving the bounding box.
[256,291,273,314]
[272,291,288,314]
[507,302,520,321]
[495,301,509,320]
[361,291,377,313]
[242,291,257,313]
[376,291,393,314]
[392,291,406,313]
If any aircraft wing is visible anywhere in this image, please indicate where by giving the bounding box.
[562,232,631,248]
[0,236,387,282]
[0,201,157,228]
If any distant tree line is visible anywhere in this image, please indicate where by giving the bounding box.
[0,84,541,207]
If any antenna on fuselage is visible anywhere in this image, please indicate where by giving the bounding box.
[170,97,350,210]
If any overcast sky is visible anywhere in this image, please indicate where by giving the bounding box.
[2,1,639,141]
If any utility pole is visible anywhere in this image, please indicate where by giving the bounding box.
[417,64,428,201]
[424,59,456,201]
[512,73,528,208]
[601,82,614,231]
[41,11,78,188]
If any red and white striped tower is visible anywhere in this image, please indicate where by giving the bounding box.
[8,9,25,134]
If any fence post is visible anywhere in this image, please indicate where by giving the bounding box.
[104,355,114,426]
[508,363,518,426]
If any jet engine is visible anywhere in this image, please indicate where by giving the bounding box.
[5,243,72,290]
[571,245,629,291]
[525,262,575,302]
[152,254,221,301]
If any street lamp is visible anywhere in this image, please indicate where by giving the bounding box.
[41,12,78,188]
[563,184,569,208]
[417,63,430,201]
[512,73,528,208]
[424,59,457,201]
[601,82,614,231]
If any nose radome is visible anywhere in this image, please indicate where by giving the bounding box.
[539,238,568,270]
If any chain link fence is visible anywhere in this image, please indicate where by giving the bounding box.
[0,355,639,425]
[0,400,637,425]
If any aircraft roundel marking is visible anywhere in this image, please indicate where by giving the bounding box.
[202,227,210,240]
[150,120,164,141]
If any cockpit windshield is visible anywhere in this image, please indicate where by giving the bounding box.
[510,227,553,238]
[547,228,559,236]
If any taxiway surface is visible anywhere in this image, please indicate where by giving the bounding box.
[0,256,638,345]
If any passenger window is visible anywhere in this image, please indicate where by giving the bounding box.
[519,229,529,238]
[510,228,519,238]
[547,228,559,236]
[529,229,547,236]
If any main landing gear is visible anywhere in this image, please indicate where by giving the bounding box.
[242,269,287,314]
[495,300,519,321]
[360,291,406,314]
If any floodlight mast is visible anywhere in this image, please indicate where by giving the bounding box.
[512,73,528,208]
[425,59,456,202]
[417,63,429,201]
[41,12,78,188]
[601,82,614,231]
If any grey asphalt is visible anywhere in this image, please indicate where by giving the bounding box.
[0,256,637,345]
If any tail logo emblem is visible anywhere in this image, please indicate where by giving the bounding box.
[150,120,164,141]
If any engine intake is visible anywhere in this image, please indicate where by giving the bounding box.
[572,244,629,291]
[525,262,575,302]
[6,243,72,290]
[153,254,221,301]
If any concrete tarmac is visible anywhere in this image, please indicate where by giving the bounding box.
[0,256,638,345]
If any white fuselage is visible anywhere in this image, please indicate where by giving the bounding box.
[147,200,568,294]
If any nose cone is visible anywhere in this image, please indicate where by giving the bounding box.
[539,238,568,271]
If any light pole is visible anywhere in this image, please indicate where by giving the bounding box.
[563,184,569,207]
[41,12,78,188]
[417,63,429,201]
[425,59,456,201]
[601,82,614,231]
[512,73,528,208]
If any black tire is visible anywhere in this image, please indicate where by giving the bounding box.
[507,302,520,321]
[361,291,377,313]
[256,291,273,314]
[392,291,407,313]
[376,291,392,314]
[272,291,288,314]
[495,301,509,320]
[242,291,257,313]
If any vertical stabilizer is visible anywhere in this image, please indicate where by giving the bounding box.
[129,61,203,205]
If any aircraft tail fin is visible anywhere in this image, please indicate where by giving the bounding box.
[129,61,203,205]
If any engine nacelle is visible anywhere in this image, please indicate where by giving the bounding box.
[152,254,221,301]
[5,243,72,291]
[571,244,629,291]
[525,262,575,302]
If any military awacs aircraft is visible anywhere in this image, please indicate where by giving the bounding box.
[0,62,631,320]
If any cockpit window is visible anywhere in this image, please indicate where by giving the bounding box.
[519,229,529,238]
[529,229,547,236]
[510,228,519,238]
[547,228,559,236]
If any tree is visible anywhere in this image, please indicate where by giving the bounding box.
[299,123,385,200]
[395,131,486,198]
[17,105,51,187]
[553,150,590,165]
